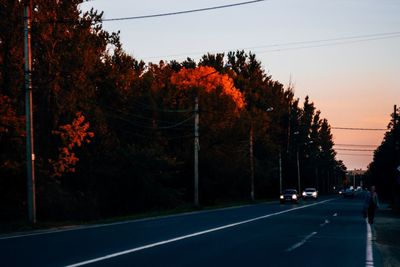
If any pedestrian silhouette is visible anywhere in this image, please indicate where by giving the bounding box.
[363,185,379,240]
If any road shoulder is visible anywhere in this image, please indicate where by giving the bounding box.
[374,205,400,267]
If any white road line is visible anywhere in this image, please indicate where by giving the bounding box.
[285,231,318,252]
[65,199,334,267]
[319,219,330,227]
[366,220,374,267]
[0,203,262,240]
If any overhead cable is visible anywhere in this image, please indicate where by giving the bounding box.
[108,112,194,130]
[101,0,268,21]
[338,153,373,156]
[334,144,379,147]
[335,148,375,152]
[142,31,400,60]
[332,127,386,131]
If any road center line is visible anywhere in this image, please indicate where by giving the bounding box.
[286,231,318,252]
[65,199,334,267]
[320,219,330,227]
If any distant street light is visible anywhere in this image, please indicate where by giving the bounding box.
[250,106,274,201]
[296,140,313,193]
[192,70,220,207]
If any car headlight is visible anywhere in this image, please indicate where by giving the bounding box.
[302,192,306,196]
[280,195,284,199]
[292,194,297,200]
[312,192,317,197]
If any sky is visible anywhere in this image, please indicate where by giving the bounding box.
[80,0,400,170]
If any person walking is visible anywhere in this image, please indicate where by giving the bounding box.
[363,185,379,240]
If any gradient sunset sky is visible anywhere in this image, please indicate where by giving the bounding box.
[81,0,400,170]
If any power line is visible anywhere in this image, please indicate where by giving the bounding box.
[332,127,386,131]
[87,99,192,123]
[142,31,400,60]
[107,111,194,130]
[256,34,400,54]
[86,100,194,130]
[101,0,268,22]
[336,149,374,152]
[126,98,193,113]
[242,31,400,50]
[335,144,379,147]
[338,153,373,156]
[111,126,194,140]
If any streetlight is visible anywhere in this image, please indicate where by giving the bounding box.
[249,106,274,201]
[293,130,312,194]
[296,140,313,194]
[193,69,219,207]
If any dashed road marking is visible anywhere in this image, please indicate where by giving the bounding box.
[320,219,330,227]
[286,232,318,252]
[65,199,334,266]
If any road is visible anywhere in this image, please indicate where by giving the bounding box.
[0,195,381,267]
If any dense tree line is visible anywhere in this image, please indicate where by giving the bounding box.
[0,1,346,222]
[367,107,400,207]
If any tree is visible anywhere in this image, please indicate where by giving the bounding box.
[50,112,94,177]
[318,118,336,193]
[0,1,347,220]
[170,65,247,203]
[0,94,25,220]
[171,65,245,110]
[367,106,400,204]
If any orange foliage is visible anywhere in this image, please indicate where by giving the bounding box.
[50,112,94,177]
[170,66,245,110]
[0,95,24,136]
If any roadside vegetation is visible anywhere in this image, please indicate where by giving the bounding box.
[1,1,347,223]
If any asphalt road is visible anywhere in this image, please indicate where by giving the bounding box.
[0,195,382,267]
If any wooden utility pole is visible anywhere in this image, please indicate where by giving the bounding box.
[394,105,400,212]
[297,149,301,193]
[249,124,255,201]
[24,0,36,224]
[194,96,199,206]
[279,150,282,194]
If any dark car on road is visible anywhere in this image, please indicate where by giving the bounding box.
[342,188,355,198]
[302,188,318,200]
[280,189,299,203]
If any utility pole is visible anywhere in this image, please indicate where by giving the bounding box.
[394,105,398,160]
[297,148,301,193]
[249,124,255,201]
[24,0,36,224]
[287,104,291,154]
[279,149,282,194]
[394,105,400,212]
[194,96,199,207]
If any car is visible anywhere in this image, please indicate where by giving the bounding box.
[280,189,299,203]
[338,188,345,195]
[302,188,318,200]
[343,188,355,198]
